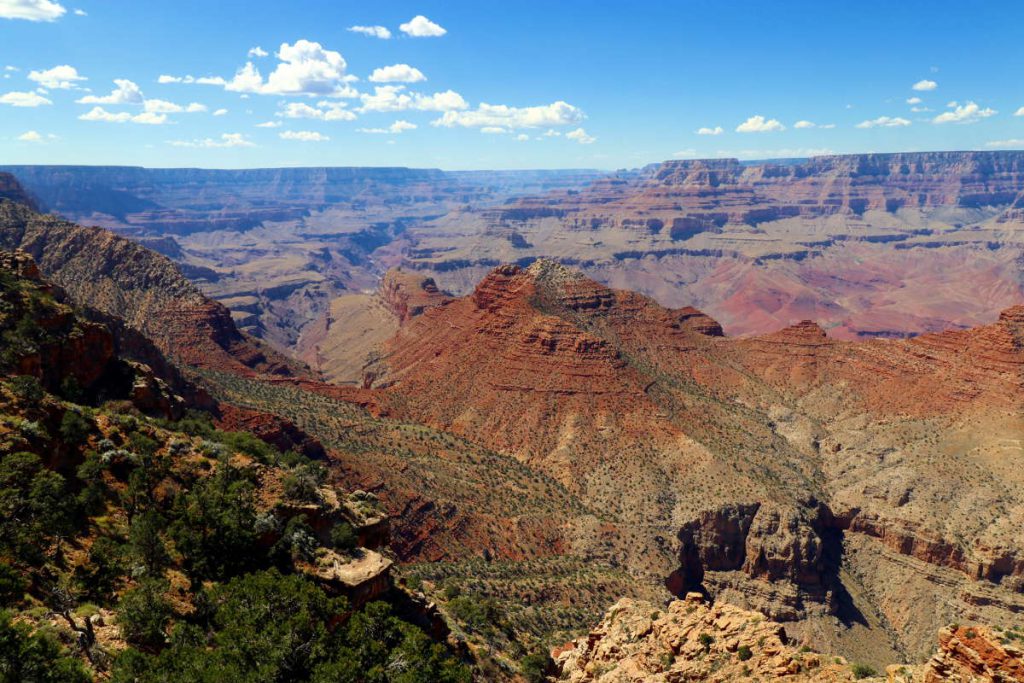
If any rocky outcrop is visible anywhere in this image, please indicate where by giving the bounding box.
[916,625,1024,682]
[379,269,450,323]
[0,172,37,210]
[554,593,860,682]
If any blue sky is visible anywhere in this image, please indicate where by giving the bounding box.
[1,0,1023,170]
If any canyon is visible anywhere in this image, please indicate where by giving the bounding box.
[3,155,1024,677]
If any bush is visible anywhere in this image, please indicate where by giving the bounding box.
[59,409,93,444]
[0,451,75,564]
[0,610,91,683]
[737,644,752,661]
[0,563,27,606]
[852,663,878,679]
[117,579,172,648]
[698,632,714,650]
[330,521,358,553]
[6,375,43,402]
[521,652,551,682]
[75,536,125,601]
[129,510,170,574]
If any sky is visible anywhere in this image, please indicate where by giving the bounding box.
[1,0,1023,170]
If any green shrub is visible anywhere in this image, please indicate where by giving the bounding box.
[521,652,551,682]
[737,644,752,661]
[0,610,91,683]
[117,579,172,648]
[330,521,358,553]
[852,663,878,679]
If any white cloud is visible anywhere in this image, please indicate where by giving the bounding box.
[932,100,996,124]
[480,126,506,134]
[76,78,143,104]
[131,111,169,125]
[542,129,561,137]
[72,7,83,15]
[1015,106,1024,117]
[280,130,330,142]
[736,115,785,133]
[912,79,937,91]
[0,90,52,106]
[187,102,208,113]
[357,120,417,134]
[564,128,595,145]
[566,127,596,144]
[985,139,1024,149]
[221,40,354,97]
[819,123,836,129]
[79,105,167,124]
[359,85,467,113]
[3,66,17,71]
[0,0,66,21]
[348,25,391,39]
[277,100,356,121]
[212,107,227,116]
[855,115,911,129]
[17,130,42,141]
[516,133,529,141]
[369,64,426,83]
[255,120,281,128]
[28,64,86,89]
[906,96,922,105]
[144,98,183,113]
[399,15,446,37]
[432,100,583,129]
[793,120,816,129]
[248,46,268,58]
[696,126,723,135]
[169,133,255,148]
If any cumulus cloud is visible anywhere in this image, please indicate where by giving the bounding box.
[16,130,43,141]
[369,64,426,83]
[912,79,937,91]
[932,101,996,124]
[432,100,583,129]
[79,105,167,124]
[28,64,86,89]
[199,40,357,97]
[736,115,785,133]
[169,133,255,148]
[187,103,208,113]
[516,133,529,141]
[399,15,446,37]
[906,96,922,105]
[855,115,911,128]
[247,46,268,58]
[359,85,467,113]
[357,120,417,134]
[280,130,330,142]
[348,25,391,39]
[0,90,52,106]
[696,126,723,135]
[277,100,356,121]
[77,78,143,104]
[793,120,816,129]
[0,0,66,21]
[255,120,281,128]
[1015,107,1024,117]
[566,127,596,144]
[212,108,227,116]
[480,126,506,134]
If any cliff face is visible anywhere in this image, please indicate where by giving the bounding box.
[401,151,1024,340]
[0,199,298,378]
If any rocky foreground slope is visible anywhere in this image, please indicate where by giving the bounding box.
[402,151,1024,339]
[555,593,1024,682]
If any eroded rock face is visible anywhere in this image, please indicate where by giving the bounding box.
[918,625,1024,682]
[554,593,859,682]
[0,199,299,379]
